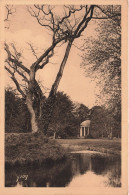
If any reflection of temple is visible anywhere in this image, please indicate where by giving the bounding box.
[80,120,91,138]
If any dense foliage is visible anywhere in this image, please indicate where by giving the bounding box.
[5,88,120,138]
[48,92,90,138]
[5,89,89,137]
[90,106,121,138]
[5,88,31,133]
[47,92,77,138]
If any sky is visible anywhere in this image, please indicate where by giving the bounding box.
[5,5,101,108]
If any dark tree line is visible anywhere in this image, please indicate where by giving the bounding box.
[5,88,89,137]
[5,88,120,138]
[5,88,31,133]
[90,106,121,138]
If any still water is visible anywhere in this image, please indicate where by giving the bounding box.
[5,151,121,187]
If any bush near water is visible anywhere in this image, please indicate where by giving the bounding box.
[5,133,67,167]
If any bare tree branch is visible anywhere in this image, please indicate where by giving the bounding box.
[5,66,26,98]
[5,43,30,74]
[27,6,54,31]
[27,42,38,59]
[5,5,16,22]
[39,48,54,69]
[5,59,29,83]
[32,37,65,71]
[74,6,94,37]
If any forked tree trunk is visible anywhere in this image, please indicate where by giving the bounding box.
[26,41,73,134]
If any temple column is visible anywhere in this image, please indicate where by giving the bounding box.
[88,127,90,135]
[84,127,86,136]
[85,127,87,136]
[80,127,82,137]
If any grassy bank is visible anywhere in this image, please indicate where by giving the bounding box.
[57,138,121,155]
[5,133,67,167]
[5,133,121,167]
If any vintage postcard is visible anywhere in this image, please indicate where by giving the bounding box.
[0,0,128,194]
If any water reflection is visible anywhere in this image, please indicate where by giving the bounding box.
[5,152,121,187]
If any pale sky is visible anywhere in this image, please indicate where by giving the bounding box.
[5,5,101,108]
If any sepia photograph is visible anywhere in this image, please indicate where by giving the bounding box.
[0,0,128,194]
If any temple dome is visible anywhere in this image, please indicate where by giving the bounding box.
[80,120,91,127]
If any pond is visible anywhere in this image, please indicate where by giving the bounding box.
[5,151,121,188]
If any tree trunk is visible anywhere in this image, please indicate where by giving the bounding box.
[42,41,73,135]
[26,93,38,133]
[49,41,73,97]
[54,132,56,139]
[26,64,43,133]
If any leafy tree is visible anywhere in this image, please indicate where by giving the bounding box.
[90,106,120,138]
[47,91,78,138]
[5,5,120,134]
[5,88,31,133]
[81,6,121,130]
[74,103,89,123]
[90,106,106,138]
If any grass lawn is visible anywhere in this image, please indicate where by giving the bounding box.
[56,138,121,155]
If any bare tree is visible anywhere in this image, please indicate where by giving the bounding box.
[5,5,118,134]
